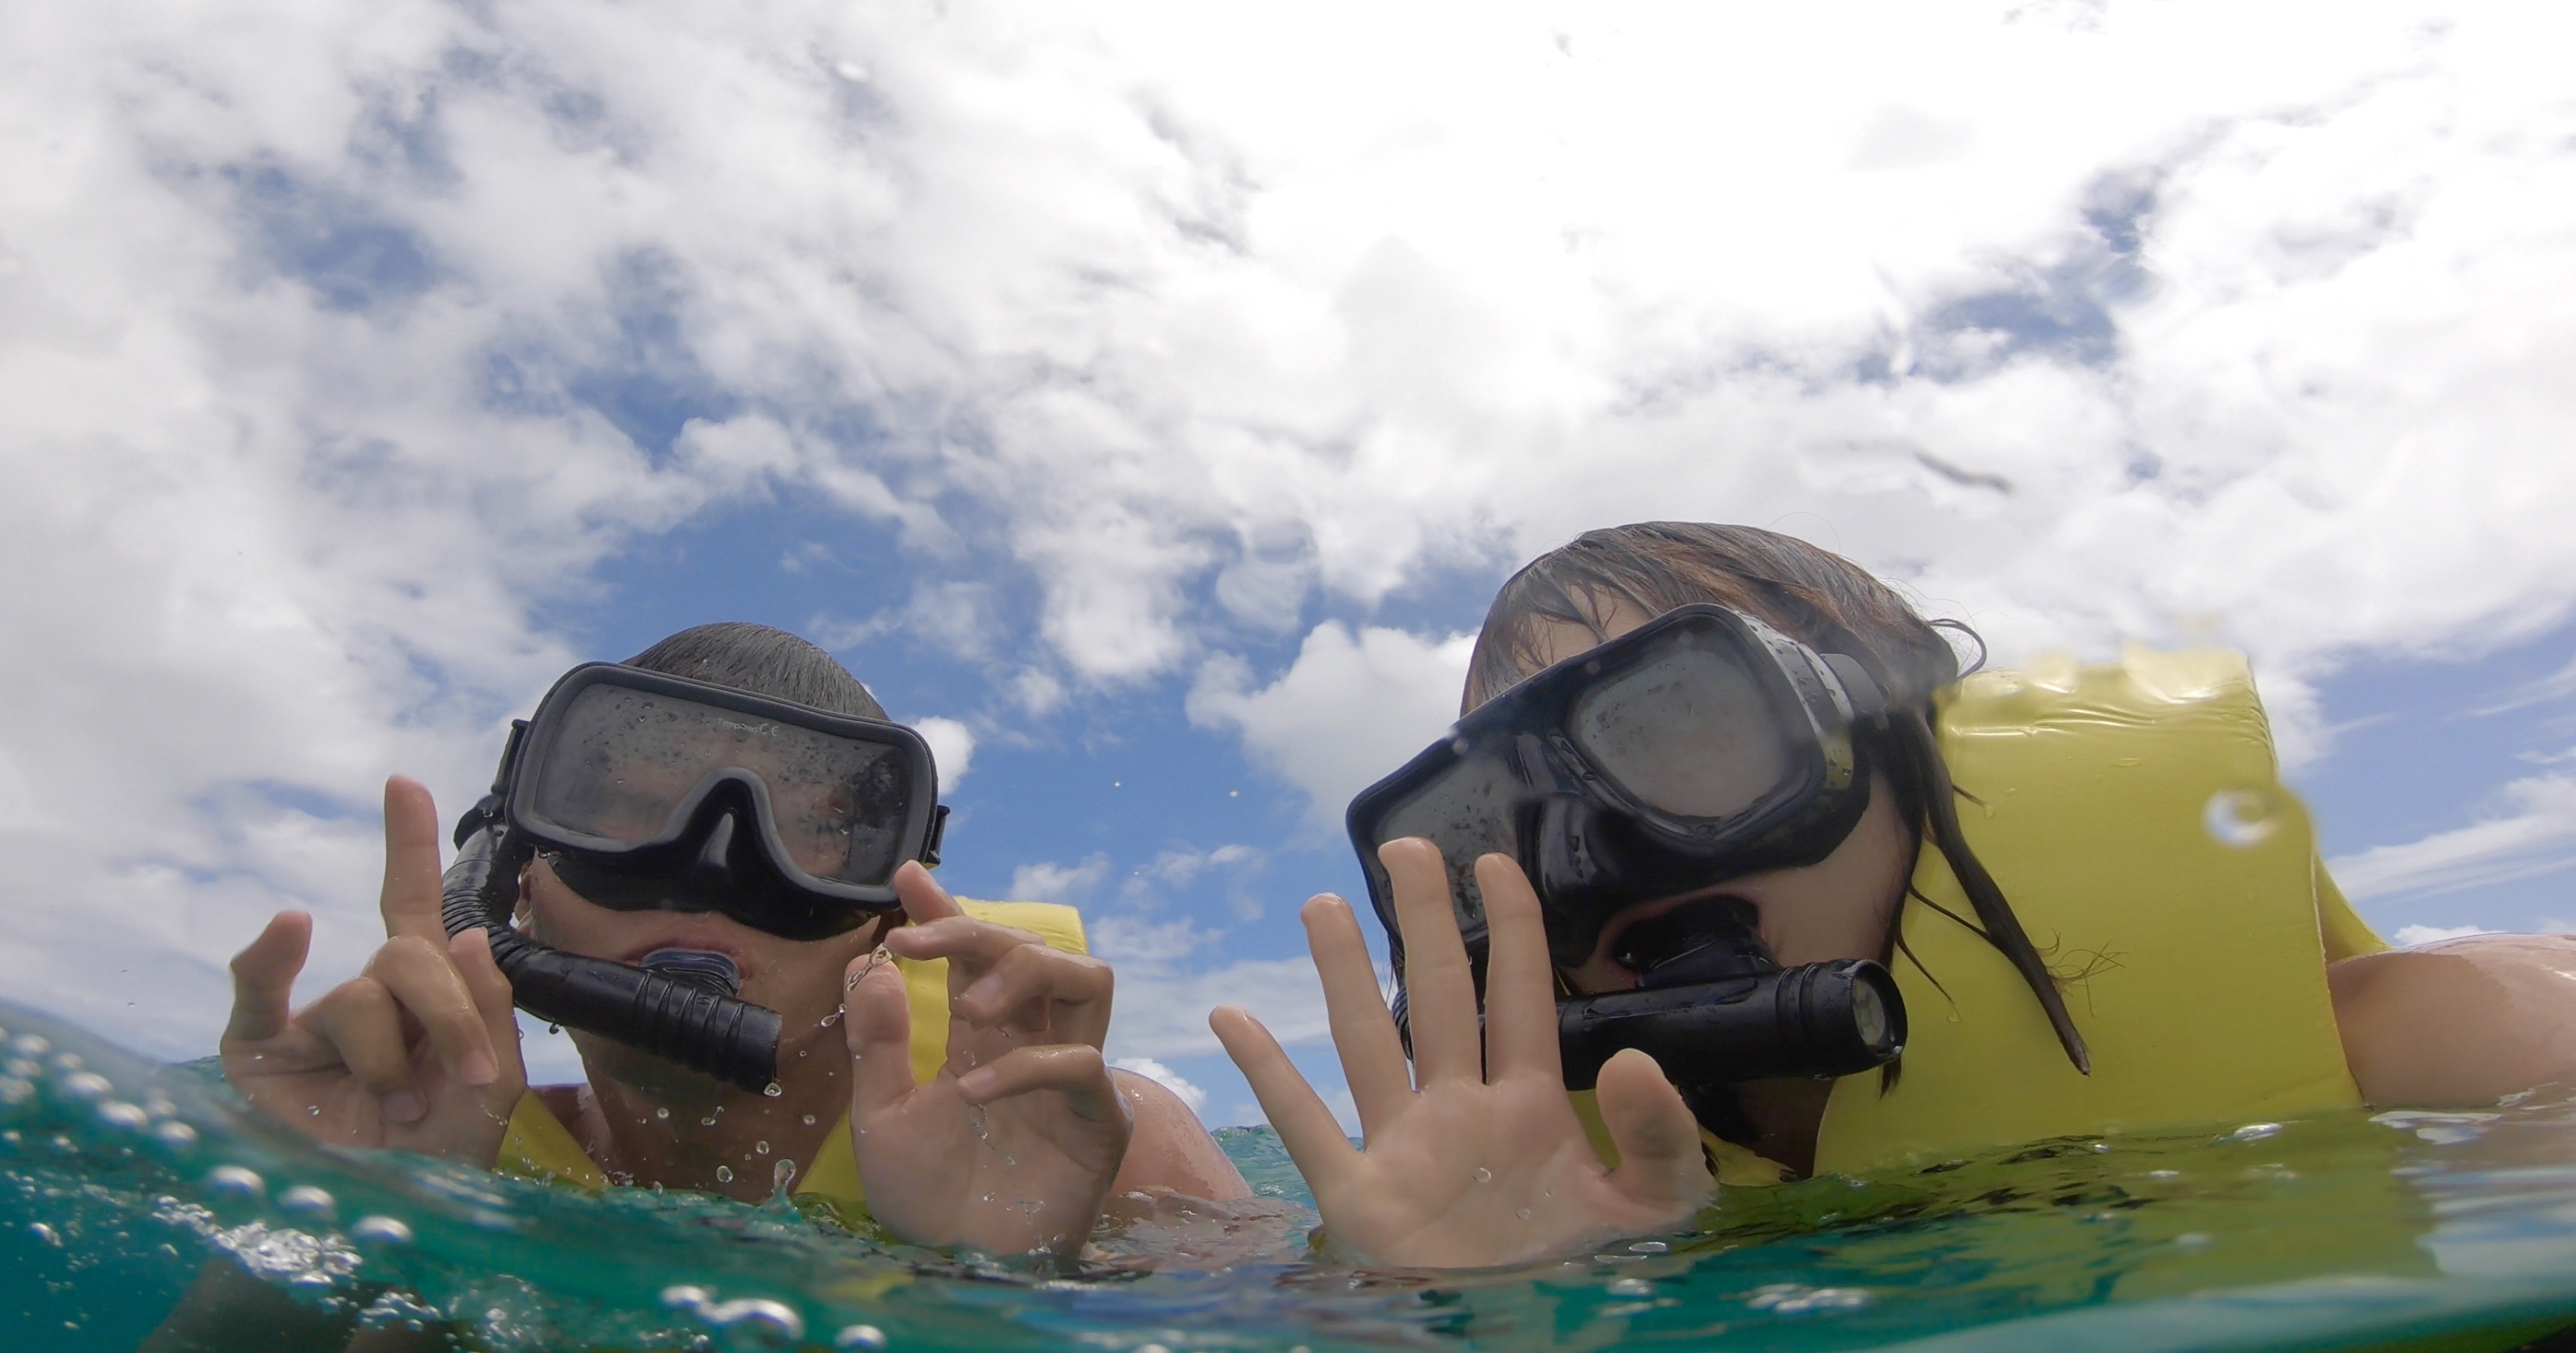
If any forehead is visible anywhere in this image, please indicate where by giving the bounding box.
[1520,595,1655,673]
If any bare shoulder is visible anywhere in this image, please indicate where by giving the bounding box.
[2328,934,2576,1109]
[1106,1069,1251,1201]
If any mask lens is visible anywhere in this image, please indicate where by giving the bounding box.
[1570,634,1792,820]
[527,684,912,883]
[1373,746,1523,938]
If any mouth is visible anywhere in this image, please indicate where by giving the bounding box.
[620,930,752,977]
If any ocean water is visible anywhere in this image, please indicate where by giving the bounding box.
[7,1000,2576,1352]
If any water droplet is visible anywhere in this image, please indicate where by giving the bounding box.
[979,1192,995,1204]
[820,1010,843,1027]
[2220,1121,2284,1144]
[715,1166,734,1183]
[351,1216,414,1246]
[832,1324,888,1350]
[702,1116,719,1127]
[2204,788,2281,848]
[801,1114,816,1127]
[1472,1166,1493,1182]
[755,1140,770,1155]
[205,1165,264,1199]
[763,1083,783,1098]
[655,1107,670,1121]
[704,1298,804,1348]
[1514,1207,1532,1220]
[773,1160,798,1192]
[279,1185,335,1217]
[546,1022,562,1035]
[1627,1239,1667,1253]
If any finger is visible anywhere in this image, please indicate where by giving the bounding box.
[952,944,1115,1046]
[448,927,525,1090]
[1596,1048,1715,1210]
[883,914,1043,976]
[1379,838,1481,1085]
[891,860,963,925]
[843,949,917,1121]
[303,977,418,1103]
[954,1044,1131,1130]
[1474,854,1563,1081]
[1210,1005,1357,1189]
[364,936,500,1086]
[225,911,312,1044]
[1301,895,1413,1139]
[378,777,447,944]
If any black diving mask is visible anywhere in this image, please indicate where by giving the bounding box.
[501,662,947,940]
[440,662,949,1092]
[1348,603,1906,1089]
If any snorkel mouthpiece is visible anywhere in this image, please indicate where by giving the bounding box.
[440,808,783,1094]
[1555,897,1906,1091]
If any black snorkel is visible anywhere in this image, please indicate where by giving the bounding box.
[441,796,786,1094]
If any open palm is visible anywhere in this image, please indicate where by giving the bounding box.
[1212,841,1714,1268]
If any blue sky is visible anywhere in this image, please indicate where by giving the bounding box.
[6,1,2576,1127]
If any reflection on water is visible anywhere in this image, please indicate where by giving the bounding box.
[7,1000,2576,1352]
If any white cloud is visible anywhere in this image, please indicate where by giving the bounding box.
[2394,924,2498,947]
[1107,1055,1208,1116]
[2328,775,2576,902]
[912,715,975,789]
[1007,854,1112,905]
[1103,955,1332,1063]
[1189,623,1475,826]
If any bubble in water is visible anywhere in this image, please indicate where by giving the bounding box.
[4,1059,37,1080]
[10,1034,49,1057]
[833,1324,889,1350]
[715,1166,734,1183]
[2204,788,2281,848]
[2219,1121,2285,1144]
[660,1285,712,1315]
[56,1071,112,1104]
[206,1165,265,1199]
[1747,1283,1870,1314]
[0,1077,33,1107]
[96,1101,149,1131]
[151,1120,198,1151]
[279,1185,336,1218]
[703,1297,805,1349]
[49,1052,82,1072]
[1606,1277,1652,1296]
[29,1221,60,1246]
[351,1216,414,1247]
[1627,1240,1667,1254]
[1472,1166,1493,1182]
[763,1083,784,1098]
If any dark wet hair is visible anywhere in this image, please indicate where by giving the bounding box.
[1469,522,2089,1075]
[624,622,887,720]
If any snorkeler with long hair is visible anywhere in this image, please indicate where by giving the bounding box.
[1212,523,2576,1268]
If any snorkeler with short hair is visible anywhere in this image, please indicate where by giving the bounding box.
[216,623,1245,1256]
[1212,522,2576,1268]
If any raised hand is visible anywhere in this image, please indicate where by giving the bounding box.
[219,777,526,1163]
[1212,839,1714,1268]
[842,862,1131,1256]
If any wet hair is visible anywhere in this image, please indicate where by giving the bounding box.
[1468,522,2090,1075]
[624,622,887,720]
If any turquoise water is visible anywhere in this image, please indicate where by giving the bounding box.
[8,1000,2576,1352]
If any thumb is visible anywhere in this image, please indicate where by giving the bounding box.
[843,950,917,1122]
[449,927,526,1089]
[226,911,312,1044]
[1596,1047,1715,1210]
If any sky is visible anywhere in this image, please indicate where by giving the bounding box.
[5,1,2576,1126]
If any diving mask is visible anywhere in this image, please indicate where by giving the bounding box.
[440,661,948,1092]
[1349,603,1906,1090]
[500,662,947,939]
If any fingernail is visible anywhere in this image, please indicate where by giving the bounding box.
[460,1051,500,1086]
[383,1089,427,1124]
[956,1068,995,1101]
[962,975,1000,1009]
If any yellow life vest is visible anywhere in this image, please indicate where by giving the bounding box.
[492,898,1089,1218]
[1575,648,2386,1183]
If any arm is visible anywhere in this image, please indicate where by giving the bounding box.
[2329,933,2576,1108]
[1107,1069,1250,1199]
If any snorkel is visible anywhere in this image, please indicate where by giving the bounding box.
[440,658,949,1095]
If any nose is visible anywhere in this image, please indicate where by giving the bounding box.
[697,813,736,872]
